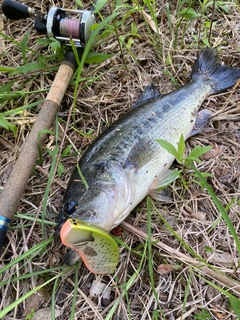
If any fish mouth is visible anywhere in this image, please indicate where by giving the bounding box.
[54,207,68,238]
[54,221,64,238]
[59,218,119,274]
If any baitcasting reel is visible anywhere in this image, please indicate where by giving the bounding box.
[2,0,95,47]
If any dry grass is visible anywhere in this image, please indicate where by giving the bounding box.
[0,0,240,319]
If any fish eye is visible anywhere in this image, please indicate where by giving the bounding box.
[64,200,77,214]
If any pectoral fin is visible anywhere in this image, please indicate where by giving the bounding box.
[124,137,156,171]
[189,109,212,137]
[149,169,180,202]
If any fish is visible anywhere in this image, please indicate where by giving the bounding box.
[56,48,240,273]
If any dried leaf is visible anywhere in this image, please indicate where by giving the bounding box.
[157,264,178,275]
[191,211,206,220]
[101,287,111,307]
[22,292,45,316]
[212,310,227,320]
[210,252,234,267]
[201,145,222,160]
[89,280,107,297]
[31,307,61,320]
[142,11,161,34]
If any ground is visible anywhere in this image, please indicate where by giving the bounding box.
[0,0,240,319]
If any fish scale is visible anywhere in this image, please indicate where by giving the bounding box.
[57,48,240,273]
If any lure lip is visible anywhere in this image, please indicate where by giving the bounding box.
[60,218,119,274]
[60,219,76,248]
[60,219,97,273]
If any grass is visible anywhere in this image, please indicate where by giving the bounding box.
[0,0,240,319]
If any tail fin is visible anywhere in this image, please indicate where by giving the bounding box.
[192,48,240,94]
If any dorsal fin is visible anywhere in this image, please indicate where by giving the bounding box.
[132,83,161,108]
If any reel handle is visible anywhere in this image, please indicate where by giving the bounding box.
[2,0,32,20]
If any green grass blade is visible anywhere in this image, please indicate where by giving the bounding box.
[70,262,79,320]
[0,66,15,72]
[147,197,165,319]
[105,232,148,319]
[0,237,53,275]
[41,116,60,238]
[21,30,30,64]
[181,268,192,317]
[0,80,15,94]
[192,163,240,264]
[51,276,60,320]
[15,213,56,226]
[197,273,240,318]
[0,267,71,318]
[0,265,69,286]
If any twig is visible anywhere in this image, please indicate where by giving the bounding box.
[121,221,240,297]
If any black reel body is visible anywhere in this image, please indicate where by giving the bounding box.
[2,0,95,47]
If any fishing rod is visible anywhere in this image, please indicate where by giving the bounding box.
[0,0,96,255]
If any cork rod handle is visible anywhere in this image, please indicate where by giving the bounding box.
[0,51,79,254]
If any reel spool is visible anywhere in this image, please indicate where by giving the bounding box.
[2,0,95,47]
[46,7,95,47]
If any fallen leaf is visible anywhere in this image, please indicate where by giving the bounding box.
[31,307,61,320]
[101,287,112,307]
[201,144,222,160]
[110,226,123,237]
[21,292,45,317]
[157,264,179,275]
[212,310,227,320]
[191,211,206,220]
[142,11,161,34]
[210,252,234,267]
[89,280,106,297]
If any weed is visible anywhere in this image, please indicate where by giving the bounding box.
[0,0,239,319]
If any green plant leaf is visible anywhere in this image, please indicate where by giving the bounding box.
[84,52,114,64]
[57,162,65,177]
[177,133,185,161]
[229,296,240,318]
[11,62,46,75]
[204,246,213,254]
[180,8,201,19]
[193,308,211,320]
[21,30,30,63]
[93,0,108,13]
[156,139,180,161]
[126,37,134,49]
[75,0,83,8]
[0,80,15,94]
[46,147,55,157]
[0,114,17,135]
[202,36,210,47]
[0,65,15,72]
[61,145,73,158]
[188,145,212,160]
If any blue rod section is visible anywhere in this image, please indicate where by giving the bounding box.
[0,216,11,255]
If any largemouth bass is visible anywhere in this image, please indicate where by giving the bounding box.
[56,48,240,273]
